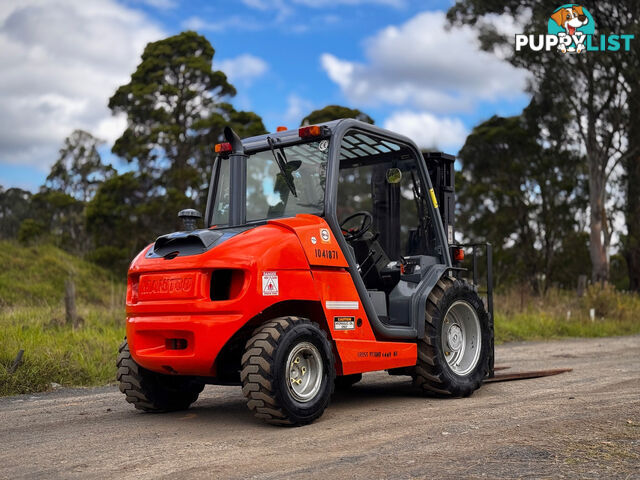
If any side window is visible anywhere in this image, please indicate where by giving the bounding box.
[336,129,443,261]
[337,164,373,221]
[399,166,439,258]
[212,159,230,226]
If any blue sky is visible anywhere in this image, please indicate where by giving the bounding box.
[0,0,530,191]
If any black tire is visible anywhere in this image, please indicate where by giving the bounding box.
[240,317,335,426]
[116,339,204,412]
[335,373,362,390]
[414,277,490,397]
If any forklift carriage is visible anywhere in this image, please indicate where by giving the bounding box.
[117,119,494,425]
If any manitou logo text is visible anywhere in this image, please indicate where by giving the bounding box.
[140,275,195,295]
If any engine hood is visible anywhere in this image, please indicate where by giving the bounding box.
[146,225,257,260]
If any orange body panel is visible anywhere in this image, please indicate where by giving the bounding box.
[126,215,417,378]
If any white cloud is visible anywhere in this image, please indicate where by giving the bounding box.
[0,0,164,170]
[321,11,529,113]
[217,54,269,85]
[181,15,264,33]
[133,0,178,9]
[242,0,404,9]
[284,94,314,125]
[383,111,468,152]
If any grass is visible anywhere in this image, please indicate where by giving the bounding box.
[1,241,639,396]
[0,240,120,307]
[0,241,126,396]
[494,284,640,343]
[0,305,125,396]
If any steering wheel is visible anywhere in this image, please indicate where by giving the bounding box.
[340,211,373,241]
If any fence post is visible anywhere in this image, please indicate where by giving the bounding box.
[8,349,24,374]
[65,278,78,328]
[577,275,587,297]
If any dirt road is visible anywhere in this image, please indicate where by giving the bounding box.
[1,336,638,479]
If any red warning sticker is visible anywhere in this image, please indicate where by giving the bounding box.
[262,271,279,296]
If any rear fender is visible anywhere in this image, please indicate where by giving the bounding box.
[214,299,339,380]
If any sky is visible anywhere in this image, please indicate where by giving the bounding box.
[0,0,531,191]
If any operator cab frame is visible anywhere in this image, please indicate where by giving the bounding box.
[205,119,452,341]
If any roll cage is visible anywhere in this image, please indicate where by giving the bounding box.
[205,119,453,340]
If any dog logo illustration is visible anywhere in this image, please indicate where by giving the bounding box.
[548,4,595,53]
[516,5,633,53]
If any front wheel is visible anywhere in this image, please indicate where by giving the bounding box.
[414,277,490,397]
[241,317,335,426]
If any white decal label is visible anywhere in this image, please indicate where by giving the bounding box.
[326,301,359,310]
[262,271,279,296]
[311,236,317,245]
[320,228,330,243]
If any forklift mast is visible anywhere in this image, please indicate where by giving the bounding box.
[424,152,456,246]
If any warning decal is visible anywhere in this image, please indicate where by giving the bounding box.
[262,271,279,296]
[334,316,355,330]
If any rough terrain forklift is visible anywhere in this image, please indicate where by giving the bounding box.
[117,119,494,426]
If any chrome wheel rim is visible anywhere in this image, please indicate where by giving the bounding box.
[286,342,323,403]
[441,300,481,376]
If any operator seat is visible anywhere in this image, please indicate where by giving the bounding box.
[348,231,401,293]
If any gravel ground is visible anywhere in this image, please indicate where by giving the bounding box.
[0,336,638,479]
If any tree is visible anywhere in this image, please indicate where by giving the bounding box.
[109,31,265,205]
[447,0,633,284]
[46,130,115,202]
[19,189,86,251]
[619,4,640,291]
[456,109,585,290]
[0,187,32,239]
[301,105,374,126]
[85,172,156,272]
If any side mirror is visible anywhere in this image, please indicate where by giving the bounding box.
[178,209,202,231]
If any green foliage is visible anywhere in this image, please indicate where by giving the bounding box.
[104,31,267,253]
[17,218,46,244]
[448,0,638,285]
[109,31,265,201]
[0,240,121,307]
[457,111,586,290]
[46,130,115,202]
[301,105,374,126]
[0,306,124,396]
[17,189,88,252]
[0,187,32,239]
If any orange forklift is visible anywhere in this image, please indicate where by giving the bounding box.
[117,119,494,425]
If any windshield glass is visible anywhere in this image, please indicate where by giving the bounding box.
[211,139,328,225]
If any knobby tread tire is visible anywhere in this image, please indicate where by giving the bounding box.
[414,277,490,397]
[241,316,335,426]
[116,338,204,413]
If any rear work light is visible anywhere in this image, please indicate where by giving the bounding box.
[452,247,465,262]
[215,142,232,153]
[298,125,323,138]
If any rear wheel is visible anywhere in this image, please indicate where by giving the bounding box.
[241,317,335,426]
[414,277,490,397]
[116,339,204,412]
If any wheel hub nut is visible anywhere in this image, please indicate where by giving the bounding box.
[447,324,463,351]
